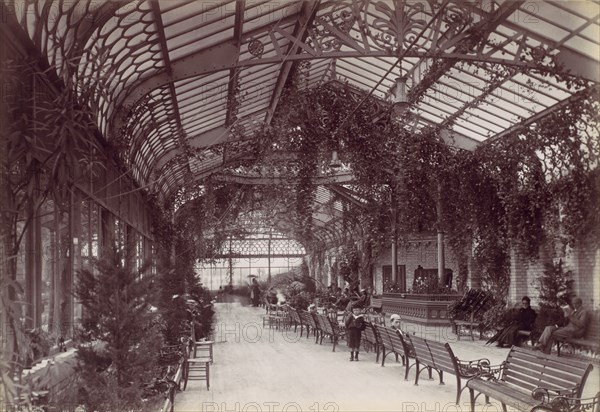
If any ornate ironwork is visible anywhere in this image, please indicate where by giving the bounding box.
[248,39,264,57]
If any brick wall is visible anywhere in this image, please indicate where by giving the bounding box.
[504,240,599,309]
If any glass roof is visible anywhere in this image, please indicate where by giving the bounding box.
[10,0,599,247]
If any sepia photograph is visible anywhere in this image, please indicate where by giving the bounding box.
[1,1,599,411]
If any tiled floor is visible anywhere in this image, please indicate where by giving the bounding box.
[174,299,599,412]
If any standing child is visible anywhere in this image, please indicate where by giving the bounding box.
[345,307,367,361]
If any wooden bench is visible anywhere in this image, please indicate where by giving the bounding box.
[373,324,415,380]
[313,313,345,351]
[287,306,303,335]
[405,334,490,404]
[299,310,319,342]
[362,322,382,363]
[556,311,600,357]
[466,346,593,412]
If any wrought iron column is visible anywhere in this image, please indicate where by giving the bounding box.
[436,183,445,285]
[391,187,398,284]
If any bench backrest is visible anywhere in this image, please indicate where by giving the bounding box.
[363,322,380,346]
[373,325,410,357]
[288,306,301,323]
[406,334,457,375]
[373,324,394,351]
[314,314,331,334]
[299,311,318,329]
[502,346,593,398]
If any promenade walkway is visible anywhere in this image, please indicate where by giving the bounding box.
[175,299,599,412]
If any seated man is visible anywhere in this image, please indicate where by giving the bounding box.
[535,297,590,354]
[390,314,402,330]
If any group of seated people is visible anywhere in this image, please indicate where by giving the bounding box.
[379,295,591,357]
[487,295,591,354]
[324,284,371,312]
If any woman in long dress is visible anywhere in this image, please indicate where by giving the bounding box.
[487,296,537,347]
[249,278,260,307]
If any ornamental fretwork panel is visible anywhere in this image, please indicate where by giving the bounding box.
[216,237,306,258]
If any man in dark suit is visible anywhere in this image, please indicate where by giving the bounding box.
[535,297,590,354]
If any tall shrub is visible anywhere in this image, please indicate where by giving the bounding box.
[534,260,575,331]
[75,249,163,410]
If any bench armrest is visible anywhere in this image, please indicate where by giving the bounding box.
[465,361,506,381]
[530,392,600,412]
[455,357,491,377]
[531,385,580,404]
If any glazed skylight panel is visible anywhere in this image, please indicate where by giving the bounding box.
[237,64,279,98]
[177,83,228,120]
[161,5,236,61]
[464,103,512,132]
[241,0,301,33]
[178,86,227,121]
[164,4,237,62]
[187,113,228,139]
[176,74,229,136]
[236,65,278,115]
[16,0,39,42]
[500,78,552,115]
[175,71,227,97]
[336,58,395,99]
[563,33,600,61]
[189,157,212,176]
[517,1,599,58]
[511,72,567,104]
[418,109,444,126]
[577,22,600,51]
[335,65,382,97]
[454,117,492,141]
[160,1,232,33]
[525,72,577,96]
[237,100,271,122]
[460,107,506,136]
[444,69,533,119]
[165,23,234,58]
[238,116,264,138]
[176,78,229,121]
[180,104,227,134]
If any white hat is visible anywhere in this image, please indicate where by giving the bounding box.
[390,314,401,321]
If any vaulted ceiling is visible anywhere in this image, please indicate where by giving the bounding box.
[7,0,599,247]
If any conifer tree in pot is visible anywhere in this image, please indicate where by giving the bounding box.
[74,248,164,411]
